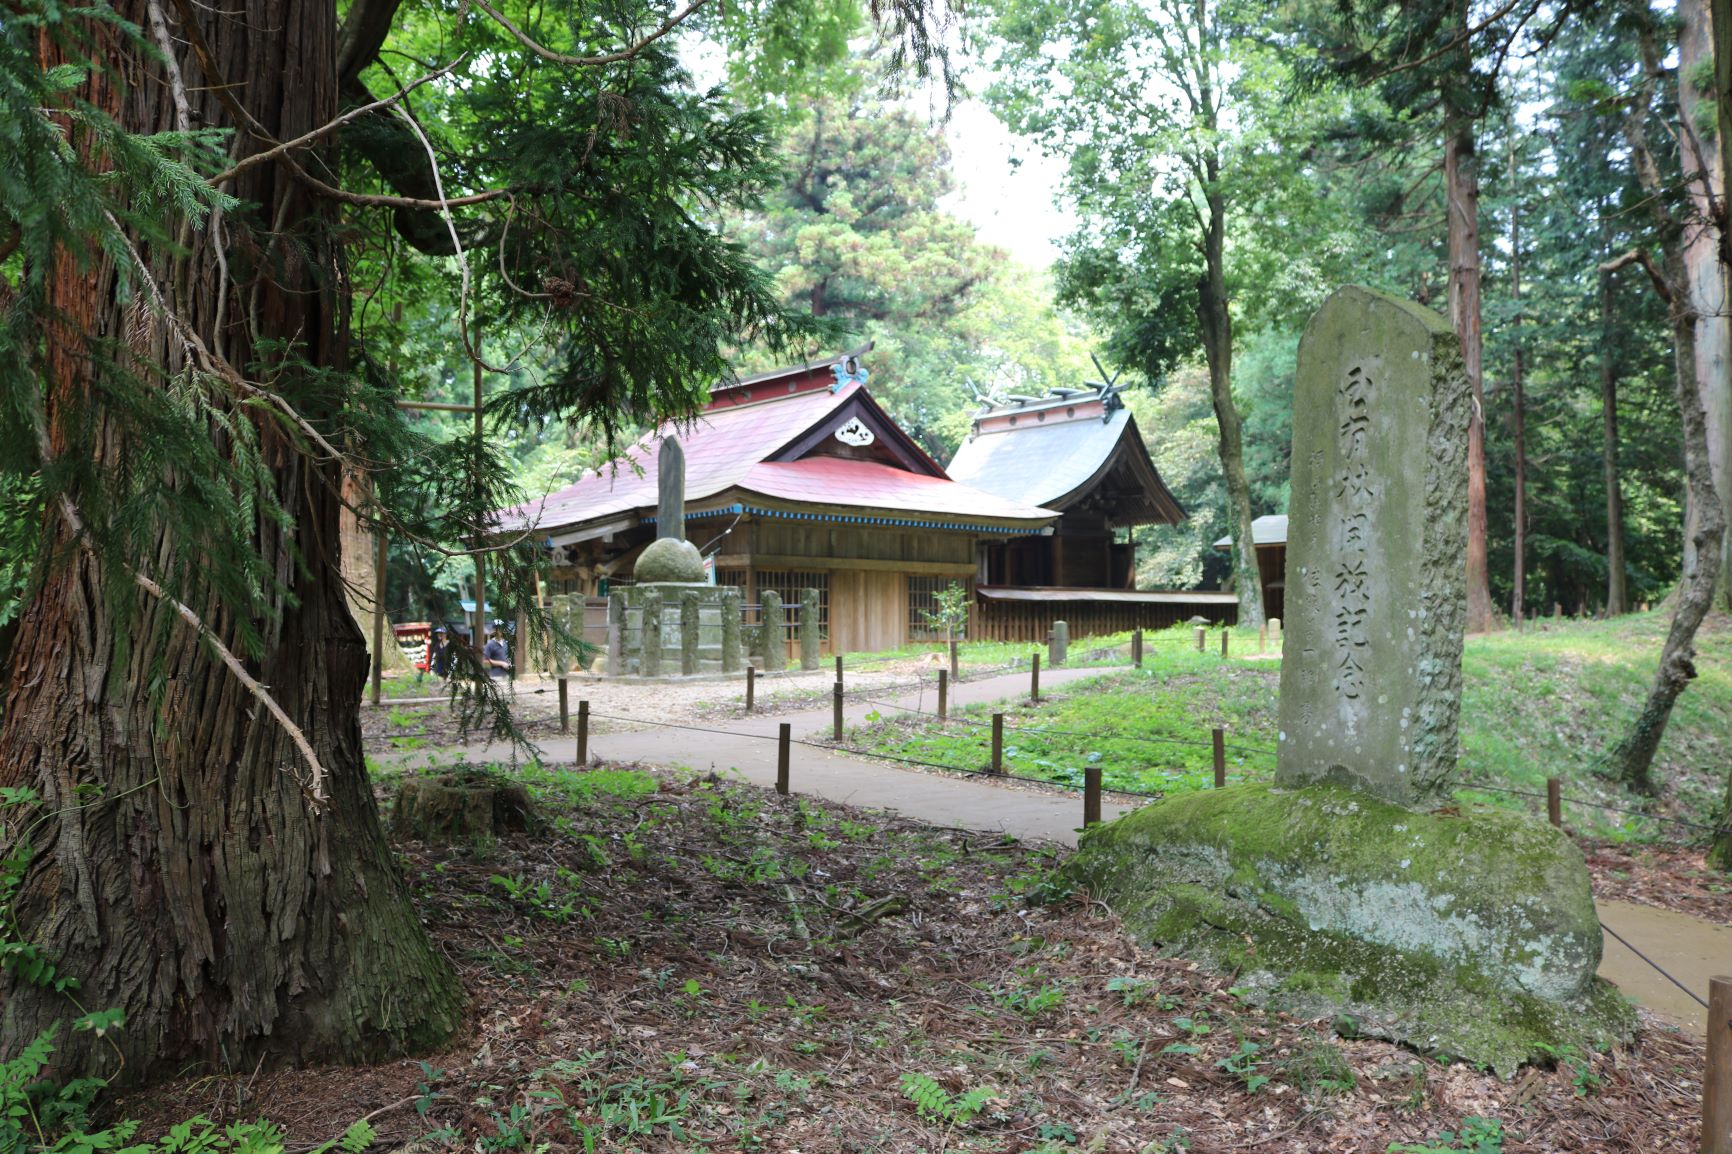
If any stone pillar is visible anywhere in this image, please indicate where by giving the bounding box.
[1049,620,1069,667]
[606,590,625,677]
[641,588,663,677]
[680,591,700,675]
[799,587,821,670]
[761,590,786,673]
[721,587,742,673]
[1268,616,1281,644]
[1275,286,1469,807]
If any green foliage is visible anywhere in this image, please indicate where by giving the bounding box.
[728,54,1096,457]
[918,581,971,642]
[1388,1117,1506,1154]
[898,1071,994,1124]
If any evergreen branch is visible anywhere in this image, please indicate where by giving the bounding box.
[212,56,465,188]
[167,0,508,213]
[99,210,348,465]
[56,492,331,806]
[467,0,714,69]
[23,365,331,806]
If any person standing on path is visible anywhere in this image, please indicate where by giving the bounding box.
[483,621,512,681]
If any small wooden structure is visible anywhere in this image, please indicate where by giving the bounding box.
[947,382,1227,640]
[1212,514,1286,621]
[494,347,1058,655]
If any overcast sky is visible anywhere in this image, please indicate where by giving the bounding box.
[938,96,1073,269]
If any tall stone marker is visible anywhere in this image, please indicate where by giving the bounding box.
[657,436,686,541]
[1276,286,1470,807]
[635,436,704,583]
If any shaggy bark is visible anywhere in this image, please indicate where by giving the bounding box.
[0,0,463,1083]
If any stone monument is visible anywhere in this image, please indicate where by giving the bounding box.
[1276,286,1468,806]
[633,438,704,583]
[1064,287,1631,1075]
[613,436,733,677]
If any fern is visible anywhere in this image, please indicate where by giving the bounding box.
[899,1071,995,1125]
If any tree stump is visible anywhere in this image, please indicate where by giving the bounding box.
[393,767,537,845]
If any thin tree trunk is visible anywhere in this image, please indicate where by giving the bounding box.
[1510,137,1526,628]
[1197,181,1264,628]
[1601,255,1629,616]
[0,0,463,1083]
[1607,35,1729,797]
[1707,0,1732,865]
[1677,0,1732,606]
[1446,114,1497,633]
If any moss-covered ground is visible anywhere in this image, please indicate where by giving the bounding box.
[843,612,1731,838]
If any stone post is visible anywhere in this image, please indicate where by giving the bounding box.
[1275,285,1469,807]
[799,587,821,670]
[1049,620,1069,667]
[721,587,742,673]
[761,590,786,673]
[680,591,700,675]
[1268,616,1281,644]
[640,588,663,677]
[606,590,625,677]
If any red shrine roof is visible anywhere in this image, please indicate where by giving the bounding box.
[495,353,1058,543]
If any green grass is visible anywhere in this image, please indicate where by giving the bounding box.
[835,631,1148,676]
[846,613,1731,837]
[846,626,1279,796]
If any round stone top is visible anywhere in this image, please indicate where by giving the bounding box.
[634,538,705,583]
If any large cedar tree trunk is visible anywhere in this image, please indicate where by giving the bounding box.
[1197,187,1264,628]
[1,0,463,1083]
[1445,115,1496,633]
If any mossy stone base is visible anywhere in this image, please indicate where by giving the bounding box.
[634,538,704,583]
[1069,784,1635,1075]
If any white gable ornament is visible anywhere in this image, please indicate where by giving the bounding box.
[833,417,875,447]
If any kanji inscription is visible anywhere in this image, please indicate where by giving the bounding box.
[1276,286,1470,807]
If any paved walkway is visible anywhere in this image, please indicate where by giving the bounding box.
[391,666,1724,1034]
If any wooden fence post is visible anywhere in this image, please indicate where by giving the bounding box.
[1195,626,1205,653]
[1705,976,1732,1154]
[777,723,791,796]
[835,654,844,685]
[1031,653,1041,702]
[558,677,570,735]
[1212,727,1226,788]
[1220,629,1229,658]
[937,669,948,720]
[1084,766,1102,828]
[1133,629,1144,668]
[576,699,589,765]
[991,713,1004,775]
[1259,623,1267,654]
[1547,777,1562,828]
[833,680,844,742]
[745,665,755,713]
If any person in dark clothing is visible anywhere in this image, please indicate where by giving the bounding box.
[483,621,511,680]
[426,626,454,679]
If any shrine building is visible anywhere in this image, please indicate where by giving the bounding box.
[498,347,1235,654]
